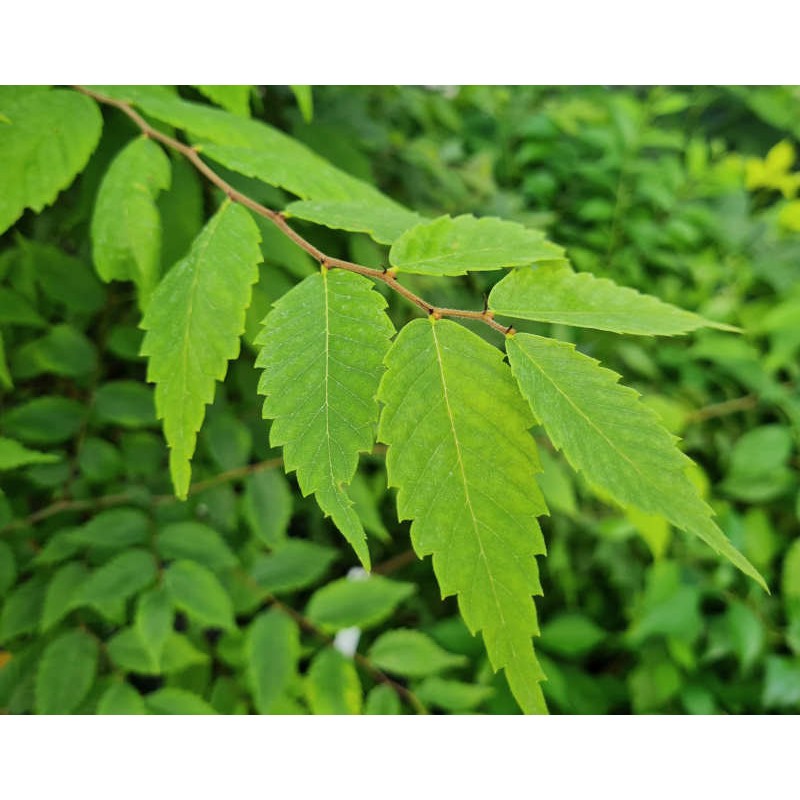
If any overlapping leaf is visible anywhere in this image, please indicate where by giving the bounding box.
[0,89,102,235]
[91,136,171,308]
[490,264,737,335]
[141,201,262,498]
[256,269,394,568]
[377,318,549,713]
[389,214,564,276]
[506,333,766,589]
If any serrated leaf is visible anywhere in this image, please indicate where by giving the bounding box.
[0,437,59,471]
[506,333,766,590]
[35,630,98,714]
[96,682,147,714]
[256,269,395,567]
[156,521,238,571]
[284,200,422,245]
[0,89,102,235]
[377,318,549,714]
[242,470,293,548]
[490,264,737,335]
[135,586,174,669]
[196,85,252,117]
[40,561,88,632]
[389,214,564,276]
[91,136,171,307]
[78,549,157,613]
[306,576,414,632]
[246,608,300,714]
[164,560,235,630]
[306,648,362,714]
[368,629,467,678]
[146,687,217,715]
[250,540,337,594]
[141,201,262,498]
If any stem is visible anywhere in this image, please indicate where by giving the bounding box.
[73,86,515,337]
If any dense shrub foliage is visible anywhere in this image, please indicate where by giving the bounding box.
[1,85,799,714]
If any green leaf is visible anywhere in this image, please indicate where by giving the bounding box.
[506,333,766,591]
[108,628,208,675]
[35,630,98,714]
[202,412,252,470]
[723,425,794,503]
[164,560,235,630]
[78,549,158,614]
[93,381,157,428]
[196,85,252,117]
[3,397,84,445]
[0,331,11,390]
[135,586,174,670]
[539,613,606,658]
[246,608,300,714]
[0,437,59,471]
[305,648,362,714]
[0,576,46,642]
[377,318,549,714]
[146,687,217,715]
[41,561,89,632]
[284,200,422,245]
[289,85,313,123]
[242,470,293,548]
[416,677,494,712]
[365,684,401,715]
[78,437,122,483]
[0,286,46,327]
[256,269,395,567]
[490,264,737,335]
[782,539,800,602]
[71,508,149,551]
[368,629,467,678]
[306,576,415,632]
[389,215,564,276]
[96,682,147,714]
[12,324,97,380]
[141,201,262,498]
[0,541,16,596]
[91,136,171,307]
[0,89,102,235]
[763,657,800,709]
[250,540,337,594]
[156,521,238,571]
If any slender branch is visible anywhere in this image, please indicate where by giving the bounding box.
[685,393,760,423]
[74,86,515,337]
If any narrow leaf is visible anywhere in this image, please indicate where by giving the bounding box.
[246,608,300,714]
[141,201,262,498]
[35,630,98,714]
[506,333,766,590]
[490,264,738,335]
[289,85,313,123]
[196,85,252,117]
[256,269,395,567]
[91,136,171,307]
[389,214,564,276]
[0,89,102,235]
[378,318,549,714]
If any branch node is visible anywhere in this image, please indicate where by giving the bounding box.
[505,325,516,336]
[430,308,443,320]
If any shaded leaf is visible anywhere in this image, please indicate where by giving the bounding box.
[164,560,235,630]
[35,630,98,714]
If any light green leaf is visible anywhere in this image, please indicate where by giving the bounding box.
[96,682,147,714]
[506,333,766,590]
[368,629,467,677]
[108,628,208,675]
[164,560,235,630]
[389,214,564,276]
[490,264,737,335]
[0,331,10,390]
[135,586,174,670]
[156,521,238,571]
[0,437,59,471]
[91,136,171,307]
[289,85,313,123]
[416,677,494,712]
[306,576,415,632]
[141,201,262,498]
[35,630,98,714]
[250,540,337,594]
[242,470,293,548]
[0,89,102,235]
[41,561,88,632]
[256,269,395,568]
[365,684,401,715]
[78,549,157,614]
[284,200,422,245]
[378,318,549,714]
[782,539,800,602]
[246,608,300,714]
[306,648,362,715]
[196,85,252,117]
[146,687,217,715]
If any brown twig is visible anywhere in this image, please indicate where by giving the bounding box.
[685,393,760,424]
[73,86,514,338]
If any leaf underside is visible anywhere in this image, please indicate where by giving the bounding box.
[256,269,395,568]
[506,333,766,590]
[378,318,549,713]
[141,201,262,498]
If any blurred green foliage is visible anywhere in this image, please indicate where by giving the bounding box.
[1,85,799,713]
